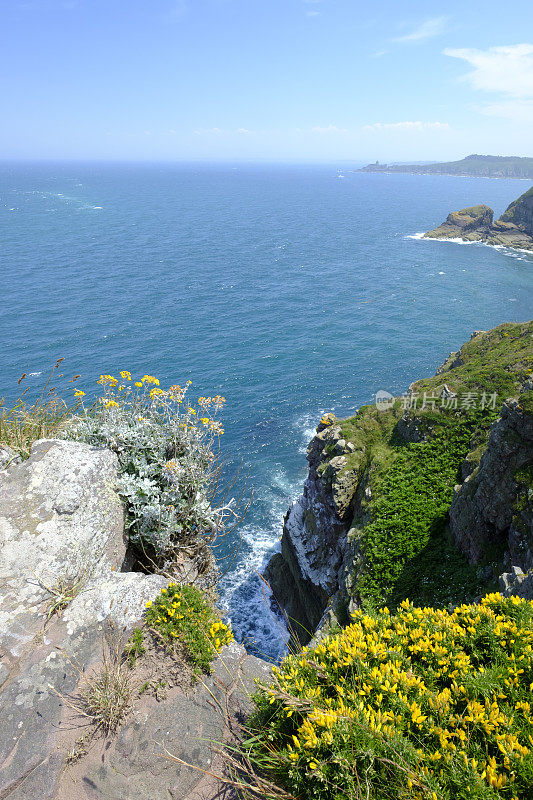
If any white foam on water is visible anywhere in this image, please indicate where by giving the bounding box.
[220,416,316,660]
[293,412,318,455]
[408,233,533,259]
[28,371,42,376]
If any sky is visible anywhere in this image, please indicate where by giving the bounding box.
[1,0,533,162]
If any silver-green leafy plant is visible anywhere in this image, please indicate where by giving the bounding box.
[67,372,234,571]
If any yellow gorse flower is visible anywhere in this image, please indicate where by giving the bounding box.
[261,593,533,795]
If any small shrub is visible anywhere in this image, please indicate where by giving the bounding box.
[244,593,533,800]
[67,372,233,568]
[145,582,233,674]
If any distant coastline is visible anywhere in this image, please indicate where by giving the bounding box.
[357,154,533,180]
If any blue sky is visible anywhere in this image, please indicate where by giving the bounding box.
[1,0,532,161]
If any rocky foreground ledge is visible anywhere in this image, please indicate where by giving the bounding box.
[0,439,269,800]
[423,185,533,251]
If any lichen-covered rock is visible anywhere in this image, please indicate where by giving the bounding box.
[0,445,21,470]
[499,565,533,600]
[265,420,360,643]
[0,439,126,660]
[0,438,271,800]
[450,399,533,564]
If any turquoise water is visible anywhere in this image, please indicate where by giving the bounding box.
[1,162,532,658]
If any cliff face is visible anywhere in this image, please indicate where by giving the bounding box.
[450,392,533,566]
[265,415,361,641]
[424,186,533,251]
[0,440,270,799]
[266,323,533,644]
[500,186,533,236]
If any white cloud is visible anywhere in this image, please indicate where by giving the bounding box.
[444,44,533,98]
[393,16,448,43]
[312,124,348,133]
[194,127,255,136]
[444,44,533,124]
[363,121,450,132]
[481,100,533,124]
[306,10,321,16]
[194,127,222,135]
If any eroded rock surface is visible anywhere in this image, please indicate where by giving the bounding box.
[0,439,270,800]
[265,418,359,642]
[0,439,126,662]
[450,398,533,565]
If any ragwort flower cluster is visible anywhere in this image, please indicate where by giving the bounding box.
[249,593,533,800]
[67,372,228,564]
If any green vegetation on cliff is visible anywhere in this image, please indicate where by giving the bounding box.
[359,154,533,178]
[327,323,533,609]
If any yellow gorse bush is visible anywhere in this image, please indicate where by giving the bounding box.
[145,581,233,674]
[249,593,533,800]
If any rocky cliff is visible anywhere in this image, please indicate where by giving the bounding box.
[266,322,533,645]
[424,186,533,251]
[0,439,269,800]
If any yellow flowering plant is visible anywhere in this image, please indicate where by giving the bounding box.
[244,593,533,800]
[145,581,233,674]
[67,372,231,570]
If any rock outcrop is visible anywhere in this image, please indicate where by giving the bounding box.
[265,323,533,643]
[265,417,368,644]
[423,186,533,251]
[0,439,269,799]
[450,396,533,565]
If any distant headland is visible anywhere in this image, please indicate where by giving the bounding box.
[357,154,533,179]
[423,185,533,251]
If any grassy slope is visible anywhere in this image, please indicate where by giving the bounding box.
[333,322,533,609]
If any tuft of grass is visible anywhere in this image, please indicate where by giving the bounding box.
[242,593,533,800]
[144,581,233,676]
[39,570,88,620]
[0,359,83,459]
[79,624,136,734]
[124,627,145,668]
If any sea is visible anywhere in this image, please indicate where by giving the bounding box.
[1,161,532,660]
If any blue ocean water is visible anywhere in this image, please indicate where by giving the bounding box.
[1,162,532,658]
